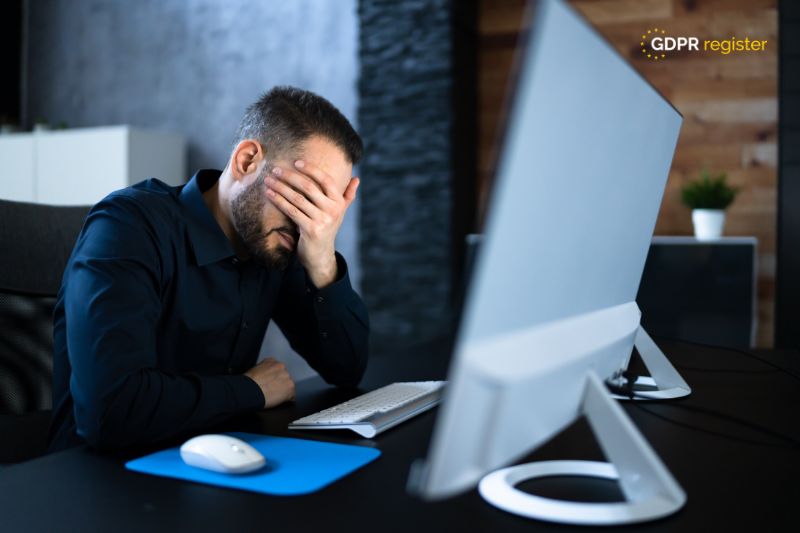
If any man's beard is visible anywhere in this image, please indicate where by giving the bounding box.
[230,169,295,271]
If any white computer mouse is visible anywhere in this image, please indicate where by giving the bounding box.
[180,434,266,474]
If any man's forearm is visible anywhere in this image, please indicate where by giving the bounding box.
[74,369,264,450]
[274,253,370,387]
[313,308,369,387]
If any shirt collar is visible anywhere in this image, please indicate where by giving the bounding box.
[179,169,236,267]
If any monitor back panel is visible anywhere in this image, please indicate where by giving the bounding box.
[418,0,683,499]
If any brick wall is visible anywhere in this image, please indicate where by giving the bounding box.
[358,0,475,351]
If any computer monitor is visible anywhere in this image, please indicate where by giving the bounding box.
[410,0,686,525]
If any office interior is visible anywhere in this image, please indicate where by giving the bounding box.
[1,0,798,531]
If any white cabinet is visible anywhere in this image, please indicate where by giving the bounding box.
[0,126,185,205]
[0,134,36,202]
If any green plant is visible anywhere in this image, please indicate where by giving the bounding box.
[680,169,738,210]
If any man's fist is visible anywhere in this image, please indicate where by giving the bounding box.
[244,357,296,408]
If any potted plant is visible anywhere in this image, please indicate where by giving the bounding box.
[33,117,51,132]
[680,169,738,241]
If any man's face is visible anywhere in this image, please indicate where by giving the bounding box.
[230,135,353,270]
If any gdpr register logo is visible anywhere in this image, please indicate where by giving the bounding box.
[640,27,768,61]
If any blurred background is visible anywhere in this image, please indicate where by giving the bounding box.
[0,0,796,387]
[480,0,780,348]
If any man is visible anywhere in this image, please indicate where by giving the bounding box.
[48,86,369,452]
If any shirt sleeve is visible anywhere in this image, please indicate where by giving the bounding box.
[272,253,370,387]
[64,196,265,451]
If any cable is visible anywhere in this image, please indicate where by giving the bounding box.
[606,372,800,450]
[652,336,800,383]
[673,362,777,375]
[631,402,800,451]
[658,402,800,447]
[604,338,800,450]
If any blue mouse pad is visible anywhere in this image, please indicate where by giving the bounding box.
[125,432,381,496]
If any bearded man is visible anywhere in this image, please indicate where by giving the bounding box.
[48,86,368,451]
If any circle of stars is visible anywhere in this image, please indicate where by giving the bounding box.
[641,28,667,61]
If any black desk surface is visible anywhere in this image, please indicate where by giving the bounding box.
[1,339,799,532]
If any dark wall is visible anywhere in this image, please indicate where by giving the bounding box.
[776,1,800,349]
[24,0,359,175]
[22,0,362,280]
[358,0,477,351]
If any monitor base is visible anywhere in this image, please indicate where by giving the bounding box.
[610,326,691,401]
[479,460,681,526]
[478,371,686,526]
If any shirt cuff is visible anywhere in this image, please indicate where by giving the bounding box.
[305,252,357,320]
[225,374,265,410]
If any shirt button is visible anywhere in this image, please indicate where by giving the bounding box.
[231,257,240,265]
[305,287,312,294]
[321,331,328,339]
[315,296,324,303]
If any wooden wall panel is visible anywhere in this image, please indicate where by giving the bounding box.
[478,0,778,346]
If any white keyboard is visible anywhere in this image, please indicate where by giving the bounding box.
[288,381,446,438]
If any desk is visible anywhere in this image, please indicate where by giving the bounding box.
[1,339,798,532]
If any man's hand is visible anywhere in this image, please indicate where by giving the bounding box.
[265,160,359,289]
[244,357,296,409]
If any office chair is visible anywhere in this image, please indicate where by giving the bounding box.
[0,199,89,463]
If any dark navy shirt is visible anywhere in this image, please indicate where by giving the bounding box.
[48,170,369,452]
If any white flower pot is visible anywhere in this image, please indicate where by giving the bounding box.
[692,209,726,241]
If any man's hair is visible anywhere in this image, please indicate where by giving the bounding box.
[233,86,363,164]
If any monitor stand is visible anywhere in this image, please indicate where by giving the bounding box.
[478,371,686,526]
[610,326,691,400]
